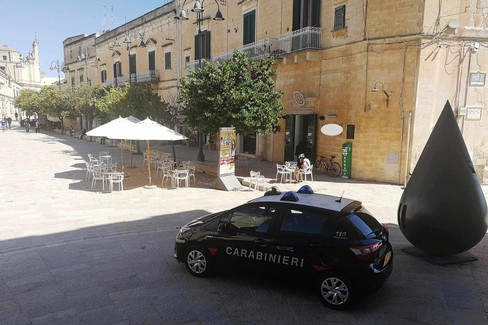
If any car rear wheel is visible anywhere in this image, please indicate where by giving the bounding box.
[185,247,213,277]
[317,273,355,310]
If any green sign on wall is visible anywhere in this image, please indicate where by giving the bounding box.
[342,142,352,179]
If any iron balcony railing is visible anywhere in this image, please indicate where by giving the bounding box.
[187,28,321,70]
[105,70,159,86]
[213,38,278,63]
[277,26,321,56]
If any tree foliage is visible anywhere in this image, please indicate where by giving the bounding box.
[13,89,41,116]
[179,51,284,136]
[100,84,174,126]
[73,83,106,129]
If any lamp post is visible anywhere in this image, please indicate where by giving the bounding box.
[123,34,132,85]
[176,0,224,162]
[49,60,64,90]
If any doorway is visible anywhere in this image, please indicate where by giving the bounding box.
[284,114,316,163]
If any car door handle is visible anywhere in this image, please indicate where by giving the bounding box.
[254,238,268,246]
[276,246,294,252]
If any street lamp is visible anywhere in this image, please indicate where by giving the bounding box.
[176,0,225,162]
[49,60,64,90]
[123,33,132,85]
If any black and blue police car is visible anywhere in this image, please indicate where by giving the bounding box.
[174,185,393,309]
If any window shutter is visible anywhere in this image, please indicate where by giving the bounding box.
[205,31,211,59]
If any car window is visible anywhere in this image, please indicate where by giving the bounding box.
[279,208,326,235]
[220,204,276,235]
[335,210,382,240]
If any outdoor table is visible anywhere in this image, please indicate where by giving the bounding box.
[99,155,112,165]
[284,161,297,182]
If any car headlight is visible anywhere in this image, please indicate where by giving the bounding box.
[176,226,192,241]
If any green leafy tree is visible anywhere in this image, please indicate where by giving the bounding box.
[74,83,106,130]
[100,84,173,126]
[13,89,41,117]
[179,51,284,137]
[38,86,75,130]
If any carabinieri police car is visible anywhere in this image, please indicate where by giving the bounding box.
[174,185,393,309]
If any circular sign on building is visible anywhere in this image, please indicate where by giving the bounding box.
[293,91,306,106]
[321,123,343,136]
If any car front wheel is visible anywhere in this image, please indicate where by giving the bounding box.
[185,247,213,277]
[317,273,355,310]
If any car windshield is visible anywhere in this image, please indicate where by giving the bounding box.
[339,208,382,240]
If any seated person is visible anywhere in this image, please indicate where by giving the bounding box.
[69,126,75,136]
[294,153,311,182]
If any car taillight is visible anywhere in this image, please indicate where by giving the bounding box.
[350,242,382,261]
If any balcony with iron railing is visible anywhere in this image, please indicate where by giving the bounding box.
[277,26,322,56]
[186,28,322,70]
[105,70,159,87]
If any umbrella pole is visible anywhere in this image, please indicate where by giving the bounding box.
[120,141,124,170]
[130,140,133,166]
[126,140,136,168]
[145,140,154,188]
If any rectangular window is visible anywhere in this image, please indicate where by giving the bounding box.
[334,5,346,30]
[243,10,256,45]
[101,70,107,83]
[113,62,122,78]
[165,52,172,70]
[129,53,136,75]
[148,51,156,70]
[194,30,211,60]
[185,56,190,69]
[2,55,7,60]
[469,72,486,86]
[280,209,326,236]
[80,74,84,84]
[292,0,321,30]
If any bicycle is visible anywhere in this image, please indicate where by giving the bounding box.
[313,155,342,177]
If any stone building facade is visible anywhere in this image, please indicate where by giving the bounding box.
[0,40,43,119]
[63,0,488,184]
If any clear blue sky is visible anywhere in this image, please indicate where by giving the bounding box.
[1,0,166,78]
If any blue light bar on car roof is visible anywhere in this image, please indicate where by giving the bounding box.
[280,191,299,202]
[297,185,314,194]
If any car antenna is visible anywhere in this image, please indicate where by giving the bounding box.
[335,191,344,203]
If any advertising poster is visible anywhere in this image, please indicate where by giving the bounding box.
[219,127,236,176]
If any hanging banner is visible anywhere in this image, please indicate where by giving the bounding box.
[218,127,236,176]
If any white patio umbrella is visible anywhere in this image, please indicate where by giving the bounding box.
[87,117,186,187]
[124,116,141,167]
[86,116,142,169]
[136,118,187,187]
[86,116,140,169]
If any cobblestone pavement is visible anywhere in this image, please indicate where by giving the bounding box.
[0,122,487,325]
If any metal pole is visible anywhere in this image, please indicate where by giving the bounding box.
[197,10,205,161]
[57,68,61,90]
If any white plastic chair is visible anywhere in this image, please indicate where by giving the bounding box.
[249,170,265,190]
[109,172,124,191]
[174,169,189,188]
[85,162,94,180]
[162,166,175,187]
[276,164,289,183]
[299,165,314,183]
[91,168,106,190]
[186,166,196,184]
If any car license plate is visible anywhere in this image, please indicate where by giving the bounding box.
[383,251,392,267]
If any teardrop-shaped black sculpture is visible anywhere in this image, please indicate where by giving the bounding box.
[398,101,487,256]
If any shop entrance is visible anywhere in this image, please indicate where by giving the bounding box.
[284,114,316,163]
